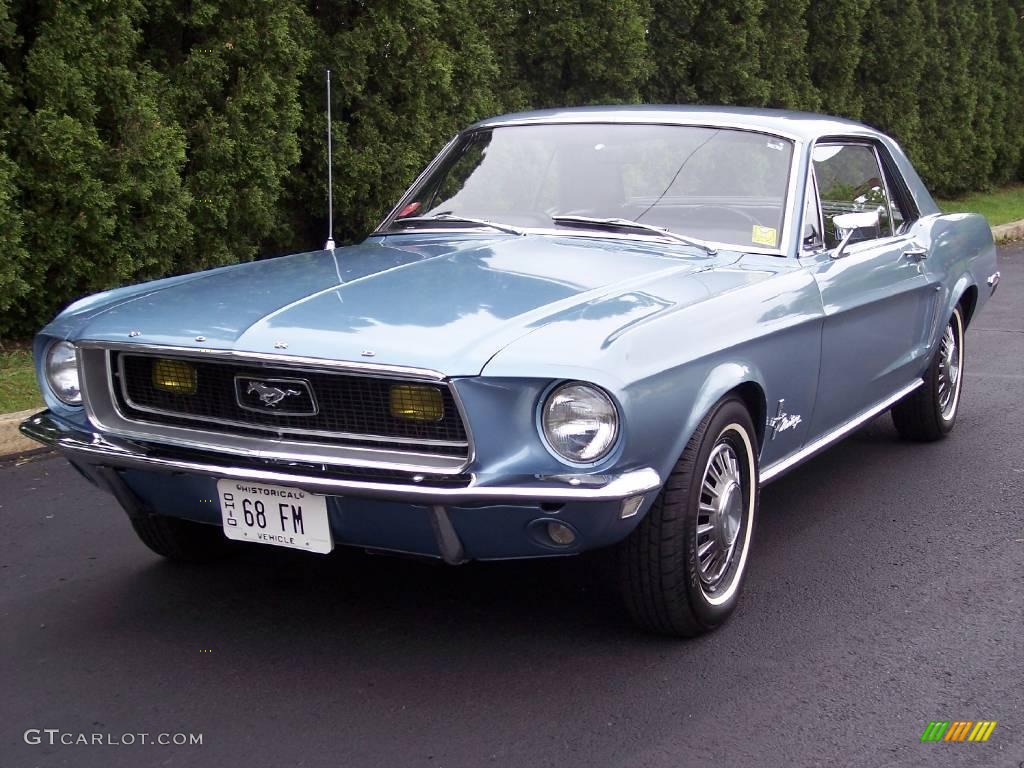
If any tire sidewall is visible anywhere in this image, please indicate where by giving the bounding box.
[682,398,760,628]
[936,305,965,433]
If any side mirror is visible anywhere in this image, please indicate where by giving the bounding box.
[831,210,880,259]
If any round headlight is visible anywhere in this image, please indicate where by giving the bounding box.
[541,382,619,464]
[45,341,81,405]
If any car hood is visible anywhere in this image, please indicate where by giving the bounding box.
[67,234,731,376]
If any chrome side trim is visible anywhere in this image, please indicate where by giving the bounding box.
[20,411,662,505]
[760,379,923,484]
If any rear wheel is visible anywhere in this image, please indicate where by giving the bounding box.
[129,515,230,562]
[892,305,965,441]
[618,396,759,637]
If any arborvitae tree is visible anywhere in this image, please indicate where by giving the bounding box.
[13,0,190,334]
[645,0,701,103]
[277,0,503,249]
[143,0,312,271]
[761,0,819,110]
[964,0,999,190]
[991,0,1024,184]
[0,0,28,339]
[856,0,926,157]
[917,0,980,194]
[498,1,652,108]
[648,0,768,105]
[807,0,868,118]
[3,0,1024,337]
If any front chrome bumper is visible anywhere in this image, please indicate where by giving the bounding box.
[20,410,662,506]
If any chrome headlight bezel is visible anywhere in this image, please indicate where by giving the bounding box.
[45,341,82,405]
[539,381,620,466]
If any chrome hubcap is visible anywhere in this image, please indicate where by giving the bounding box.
[938,319,961,420]
[697,443,745,589]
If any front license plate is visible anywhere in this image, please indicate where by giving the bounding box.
[216,479,333,554]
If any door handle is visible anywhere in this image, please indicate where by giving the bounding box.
[902,246,928,263]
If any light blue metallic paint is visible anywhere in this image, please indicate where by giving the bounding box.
[25,106,998,561]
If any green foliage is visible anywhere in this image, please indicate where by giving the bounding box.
[0,0,29,332]
[761,0,819,110]
[1,0,1023,338]
[647,0,769,105]
[807,0,868,118]
[856,0,926,157]
[991,0,1024,184]
[143,0,312,270]
[498,1,652,108]
[14,0,190,335]
[273,0,504,250]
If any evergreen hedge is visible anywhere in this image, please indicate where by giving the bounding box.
[1,0,1022,338]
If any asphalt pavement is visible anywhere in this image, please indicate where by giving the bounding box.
[2,245,1022,768]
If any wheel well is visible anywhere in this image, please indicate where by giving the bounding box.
[730,382,766,448]
[959,285,978,327]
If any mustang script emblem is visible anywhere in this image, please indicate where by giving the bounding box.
[768,399,802,440]
[247,381,302,408]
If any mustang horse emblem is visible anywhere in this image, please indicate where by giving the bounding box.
[246,381,302,408]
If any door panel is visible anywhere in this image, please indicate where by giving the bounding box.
[807,239,937,435]
[804,141,939,438]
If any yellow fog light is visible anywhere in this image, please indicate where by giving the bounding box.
[152,358,197,395]
[390,384,444,422]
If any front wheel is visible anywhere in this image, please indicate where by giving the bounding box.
[617,396,759,637]
[891,305,965,441]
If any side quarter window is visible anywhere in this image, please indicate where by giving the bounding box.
[812,143,894,248]
[879,153,915,234]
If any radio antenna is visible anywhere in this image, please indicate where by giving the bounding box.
[324,69,336,250]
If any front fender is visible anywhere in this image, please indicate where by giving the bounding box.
[663,362,767,479]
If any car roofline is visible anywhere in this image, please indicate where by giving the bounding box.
[468,105,880,145]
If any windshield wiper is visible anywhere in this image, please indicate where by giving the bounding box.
[389,213,525,236]
[551,215,717,254]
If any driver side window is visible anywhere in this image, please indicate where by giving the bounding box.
[812,143,894,248]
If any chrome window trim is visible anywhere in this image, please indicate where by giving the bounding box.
[872,143,902,236]
[798,164,826,257]
[810,137,903,251]
[78,344,475,474]
[112,352,467,449]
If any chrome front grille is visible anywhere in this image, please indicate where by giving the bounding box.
[77,343,472,473]
[112,352,468,454]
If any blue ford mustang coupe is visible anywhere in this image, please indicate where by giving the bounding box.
[22,106,999,636]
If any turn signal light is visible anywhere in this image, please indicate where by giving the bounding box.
[152,358,197,395]
[390,384,444,422]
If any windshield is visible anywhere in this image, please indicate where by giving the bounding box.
[380,123,794,250]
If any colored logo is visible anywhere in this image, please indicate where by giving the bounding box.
[920,720,997,742]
